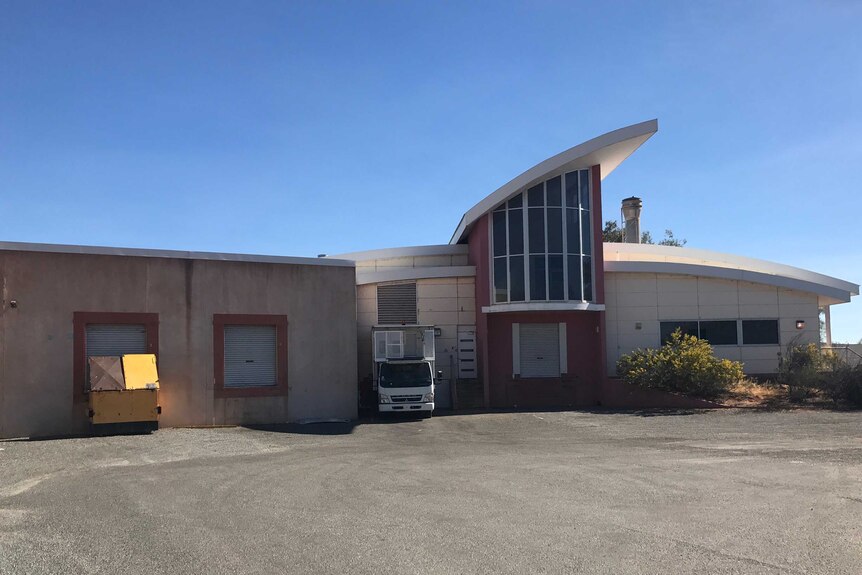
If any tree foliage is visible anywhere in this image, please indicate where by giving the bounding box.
[602,221,686,246]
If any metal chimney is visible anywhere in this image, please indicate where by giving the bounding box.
[621,197,642,244]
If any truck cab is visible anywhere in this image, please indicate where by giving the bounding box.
[372,326,439,416]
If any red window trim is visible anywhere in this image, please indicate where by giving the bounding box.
[73,312,160,402]
[213,314,289,399]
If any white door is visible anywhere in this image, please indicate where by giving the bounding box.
[224,325,278,388]
[457,328,477,379]
[519,323,560,378]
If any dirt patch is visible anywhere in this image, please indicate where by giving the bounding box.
[720,380,841,410]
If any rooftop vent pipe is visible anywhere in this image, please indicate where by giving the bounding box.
[621,197,643,244]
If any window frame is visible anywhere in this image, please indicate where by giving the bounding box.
[213,314,289,398]
[741,319,781,346]
[660,319,781,347]
[73,312,159,401]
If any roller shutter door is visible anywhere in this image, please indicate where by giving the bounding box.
[377,282,417,325]
[519,323,560,378]
[86,324,148,357]
[224,325,278,388]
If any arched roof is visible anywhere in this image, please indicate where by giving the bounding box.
[449,119,659,244]
[605,243,859,305]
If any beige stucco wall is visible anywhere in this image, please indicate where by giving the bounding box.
[0,250,357,439]
[604,272,820,375]
[356,276,475,384]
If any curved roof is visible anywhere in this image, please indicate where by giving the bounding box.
[604,243,859,305]
[449,119,658,244]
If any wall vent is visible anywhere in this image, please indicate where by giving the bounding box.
[377,282,418,325]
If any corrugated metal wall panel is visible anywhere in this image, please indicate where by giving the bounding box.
[377,282,417,324]
[224,325,278,388]
[519,323,560,378]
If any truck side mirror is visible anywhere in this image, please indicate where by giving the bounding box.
[436,370,443,379]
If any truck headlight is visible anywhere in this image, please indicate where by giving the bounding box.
[378,393,391,404]
[422,392,434,402]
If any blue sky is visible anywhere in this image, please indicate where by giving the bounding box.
[2,1,860,342]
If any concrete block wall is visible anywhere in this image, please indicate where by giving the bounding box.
[605,272,820,375]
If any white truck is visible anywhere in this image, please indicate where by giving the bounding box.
[372,326,440,416]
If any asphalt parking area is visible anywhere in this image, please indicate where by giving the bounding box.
[1,409,860,574]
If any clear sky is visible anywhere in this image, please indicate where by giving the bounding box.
[2,2,860,342]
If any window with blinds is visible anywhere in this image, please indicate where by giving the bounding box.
[223,325,278,388]
[377,282,418,325]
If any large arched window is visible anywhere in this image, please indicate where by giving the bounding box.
[492,169,593,304]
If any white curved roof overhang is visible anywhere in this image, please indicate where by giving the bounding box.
[330,244,467,262]
[356,265,475,286]
[604,244,859,305]
[449,119,659,245]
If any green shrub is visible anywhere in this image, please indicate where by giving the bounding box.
[616,330,744,399]
[778,341,862,407]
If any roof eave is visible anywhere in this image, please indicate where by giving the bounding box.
[449,119,658,244]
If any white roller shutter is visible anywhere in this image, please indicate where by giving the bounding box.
[519,323,560,378]
[86,324,148,357]
[224,325,278,388]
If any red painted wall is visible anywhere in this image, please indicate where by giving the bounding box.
[467,214,491,407]
[591,164,608,378]
[486,311,602,408]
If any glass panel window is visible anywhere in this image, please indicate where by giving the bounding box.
[547,208,562,253]
[527,184,544,207]
[493,258,508,303]
[566,209,580,254]
[699,320,738,345]
[581,210,592,256]
[529,255,547,301]
[582,256,592,301]
[567,255,582,300]
[508,208,523,255]
[509,256,525,301]
[528,208,545,254]
[660,321,699,344]
[564,171,579,208]
[546,176,562,206]
[492,172,595,304]
[742,320,779,345]
[492,211,507,257]
[548,255,564,300]
[579,169,590,210]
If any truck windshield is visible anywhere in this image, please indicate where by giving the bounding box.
[379,363,432,388]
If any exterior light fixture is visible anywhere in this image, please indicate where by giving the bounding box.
[795,320,805,330]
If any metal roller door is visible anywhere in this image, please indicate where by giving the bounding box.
[224,325,278,388]
[519,323,560,378]
[85,324,149,391]
[86,324,148,357]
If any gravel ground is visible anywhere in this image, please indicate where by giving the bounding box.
[1,409,860,574]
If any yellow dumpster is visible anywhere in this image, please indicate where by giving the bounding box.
[88,354,161,434]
